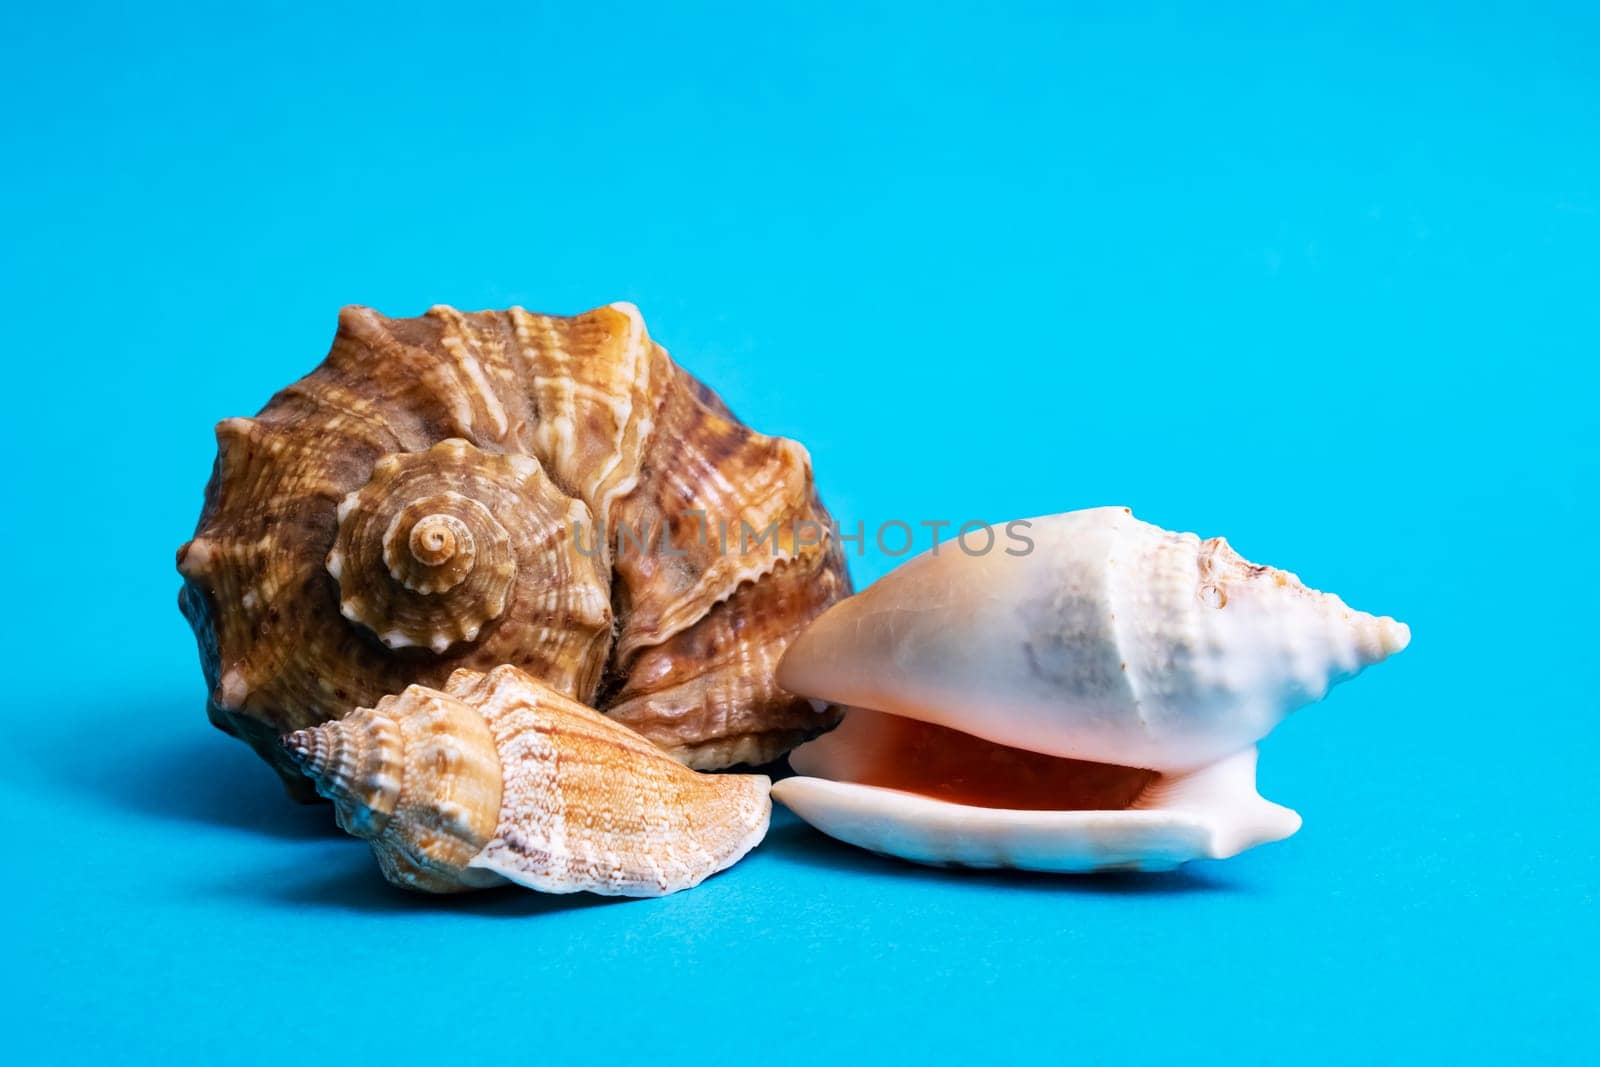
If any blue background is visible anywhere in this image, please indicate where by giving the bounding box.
[3,2,1595,1062]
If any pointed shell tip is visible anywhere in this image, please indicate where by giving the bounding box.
[280,729,316,771]
[1383,618,1411,657]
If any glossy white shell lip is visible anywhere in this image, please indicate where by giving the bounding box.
[774,711,1301,873]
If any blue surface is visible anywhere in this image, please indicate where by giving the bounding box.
[3,3,1595,1062]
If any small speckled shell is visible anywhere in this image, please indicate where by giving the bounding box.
[284,665,772,896]
[178,302,851,797]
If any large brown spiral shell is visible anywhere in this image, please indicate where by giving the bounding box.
[178,302,851,797]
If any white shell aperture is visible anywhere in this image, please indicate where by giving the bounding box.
[775,711,1301,871]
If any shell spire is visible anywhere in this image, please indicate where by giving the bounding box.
[1355,606,1412,664]
[1183,533,1410,725]
[281,726,332,781]
[285,666,772,896]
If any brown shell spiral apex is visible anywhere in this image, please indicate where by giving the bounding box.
[178,302,851,797]
[326,438,601,655]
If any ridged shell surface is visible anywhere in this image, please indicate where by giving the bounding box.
[778,506,1409,773]
[178,302,851,796]
[284,665,772,896]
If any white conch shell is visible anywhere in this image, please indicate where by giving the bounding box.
[772,507,1409,872]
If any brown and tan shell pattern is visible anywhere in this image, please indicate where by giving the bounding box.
[178,302,851,798]
[284,665,772,896]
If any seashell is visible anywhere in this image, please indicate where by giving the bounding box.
[771,506,1409,872]
[283,664,772,896]
[177,302,851,797]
